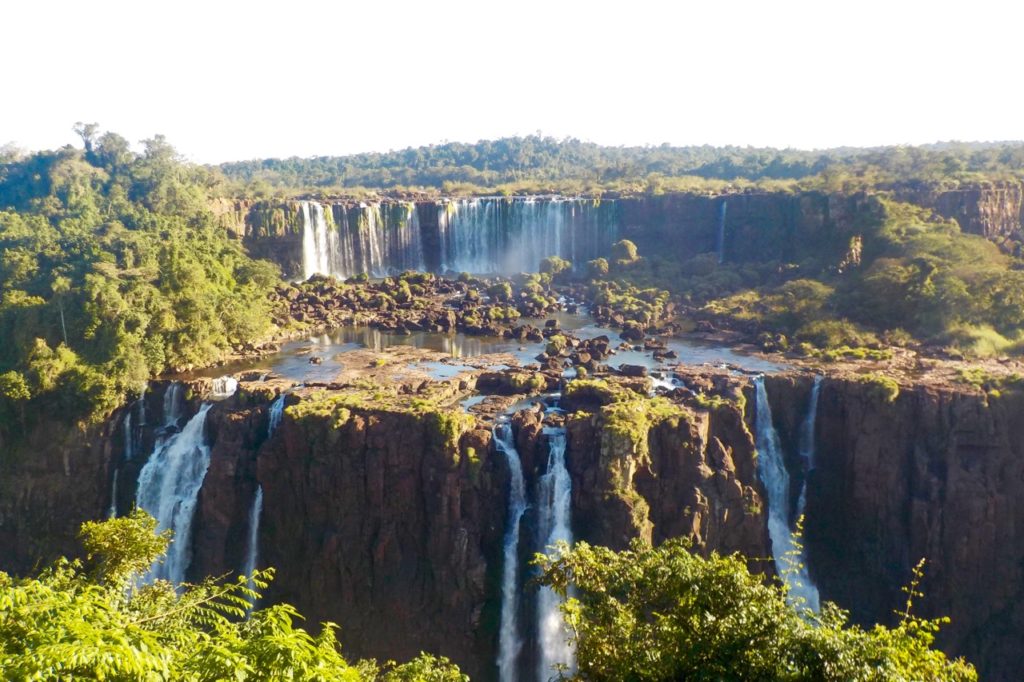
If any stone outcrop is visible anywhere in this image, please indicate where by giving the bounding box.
[891,181,1024,249]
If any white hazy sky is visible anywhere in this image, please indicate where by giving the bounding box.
[3,0,1021,163]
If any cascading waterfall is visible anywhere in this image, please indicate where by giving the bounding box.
[301,201,336,280]
[136,403,213,585]
[300,201,425,279]
[163,382,184,427]
[267,393,286,437]
[753,376,820,611]
[716,200,728,264]
[796,376,823,517]
[535,426,575,681]
[494,422,528,682]
[437,198,616,274]
[211,376,238,399]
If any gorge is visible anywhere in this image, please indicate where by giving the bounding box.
[8,175,1024,679]
[2,313,1021,679]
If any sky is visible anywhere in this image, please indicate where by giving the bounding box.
[3,0,1022,163]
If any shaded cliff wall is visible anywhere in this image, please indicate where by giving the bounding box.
[617,192,883,266]
[189,394,508,680]
[891,182,1024,247]
[804,377,1024,681]
[0,418,116,574]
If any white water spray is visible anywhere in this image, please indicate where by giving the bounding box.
[136,403,213,585]
[494,423,528,682]
[535,427,575,681]
[211,376,238,399]
[753,376,820,611]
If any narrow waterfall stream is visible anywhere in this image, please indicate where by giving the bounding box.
[267,393,286,437]
[494,422,528,682]
[535,426,575,681]
[753,376,820,611]
[716,199,728,264]
[242,485,264,611]
[135,400,213,585]
[796,376,823,518]
[243,391,285,606]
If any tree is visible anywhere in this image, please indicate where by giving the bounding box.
[610,239,638,263]
[536,539,976,681]
[0,511,464,681]
[73,121,101,155]
[0,370,30,431]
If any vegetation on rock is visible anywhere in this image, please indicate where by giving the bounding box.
[536,539,977,681]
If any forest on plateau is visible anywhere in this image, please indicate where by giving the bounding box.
[218,135,1024,197]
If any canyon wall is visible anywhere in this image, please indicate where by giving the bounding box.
[806,377,1024,681]
[5,374,1024,678]
[892,182,1024,250]
[231,186,1024,279]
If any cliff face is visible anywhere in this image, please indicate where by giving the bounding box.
[803,377,1024,681]
[0,419,115,574]
[892,182,1024,248]
[618,192,883,267]
[7,372,1024,678]
[556,378,771,560]
[229,187,1024,278]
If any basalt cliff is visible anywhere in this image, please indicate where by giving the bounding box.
[2,364,1023,679]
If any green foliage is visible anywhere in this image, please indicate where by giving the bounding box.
[539,255,572,276]
[216,135,1024,197]
[853,373,901,403]
[0,129,280,434]
[486,281,513,302]
[586,257,609,279]
[536,539,976,682]
[377,654,468,681]
[0,512,463,681]
[610,239,639,263]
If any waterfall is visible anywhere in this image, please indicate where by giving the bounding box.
[299,197,615,278]
[753,376,820,611]
[242,485,264,611]
[494,423,528,682]
[267,393,286,437]
[716,200,728,264]
[301,201,425,279]
[796,376,823,517]
[163,382,184,428]
[437,198,616,274]
[136,403,213,585]
[535,426,575,681]
[301,201,335,280]
[108,470,119,519]
[211,376,238,399]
